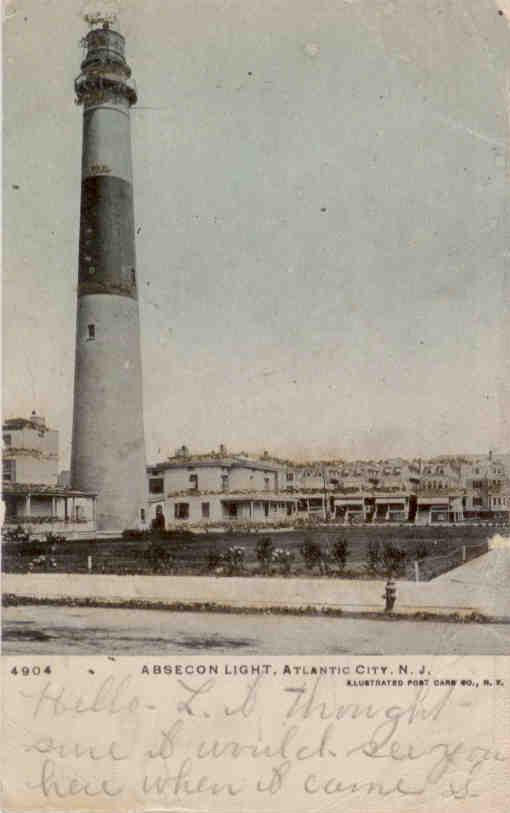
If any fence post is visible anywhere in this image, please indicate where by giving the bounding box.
[414,560,420,582]
[462,545,466,563]
[87,555,92,573]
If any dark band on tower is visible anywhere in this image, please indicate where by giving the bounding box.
[75,24,138,299]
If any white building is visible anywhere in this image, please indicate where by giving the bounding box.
[3,412,58,485]
[2,413,97,538]
[147,446,300,526]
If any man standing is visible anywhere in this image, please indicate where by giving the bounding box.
[152,504,166,531]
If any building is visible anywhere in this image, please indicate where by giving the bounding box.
[412,452,510,524]
[419,458,463,491]
[146,447,510,528]
[489,487,510,519]
[70,18,147,531]
[415,491,465,524]
[336,492,417,524]
[147,446,297,526]
[3,412,58,485]
[2,413,97,537]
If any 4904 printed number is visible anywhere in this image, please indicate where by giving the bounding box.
[10,666,52,676]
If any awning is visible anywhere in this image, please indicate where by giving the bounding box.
[221,496,295,503]
[334,498,363,506]
[375,497,406,505]
[418,497,450,506]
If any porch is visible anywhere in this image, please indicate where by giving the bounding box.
[2,483,97,537]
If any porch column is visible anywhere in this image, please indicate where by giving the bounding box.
[64,498,68,521]
[72,497,76,521]
[250,501,253,520]
[26,493,31,517]
[51,497,56,519]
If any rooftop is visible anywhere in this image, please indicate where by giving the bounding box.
[149,454,281,473]
[3,411,49,432]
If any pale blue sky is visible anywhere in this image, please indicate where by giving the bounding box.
[3,0,510,465]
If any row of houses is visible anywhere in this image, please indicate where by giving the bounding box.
[3,416,510,536]
[147,445,510,528]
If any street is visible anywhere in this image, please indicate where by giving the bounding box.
[2,604,509,655]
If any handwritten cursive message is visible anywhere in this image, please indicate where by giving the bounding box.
[2,656,508,813]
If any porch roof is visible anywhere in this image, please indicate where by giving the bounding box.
[375,497,406,505]
[2,482,97,498]
[334,497,364,505]
[221,494,296,503]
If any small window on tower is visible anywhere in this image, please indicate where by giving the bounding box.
[87,324,95,340]
[131,269,136,285]
[89,266,96,274]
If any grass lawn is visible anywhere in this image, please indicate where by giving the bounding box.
[2,525,491,581]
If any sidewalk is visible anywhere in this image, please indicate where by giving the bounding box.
[3,546,509,620]
[431,543,510,617]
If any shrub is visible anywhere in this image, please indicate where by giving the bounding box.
[45,532,66,544]
[3,526,30,542]
[300,537,322,571]
[122,528,151,541]
[256,536,274,571]
[332,537,349,571]
[382,542,407,576]
[156,529,195,541]
[20,540,46,559]
[366,539,381,573]
[272,548,295,575]
[207,548,222,571]
[147,541,174,573]
[415,542,428,561]
[223,546,245,576]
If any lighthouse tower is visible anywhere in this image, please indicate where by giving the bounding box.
[71,17,147,531]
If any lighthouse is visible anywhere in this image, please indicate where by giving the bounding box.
[71,17,147,531]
